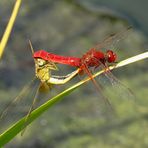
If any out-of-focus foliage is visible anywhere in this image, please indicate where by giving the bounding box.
[76,0,148,35]
[0,0,147,147]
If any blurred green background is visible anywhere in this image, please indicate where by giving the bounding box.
[0,0,148,147]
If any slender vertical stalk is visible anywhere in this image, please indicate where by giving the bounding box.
[0,0,22,59]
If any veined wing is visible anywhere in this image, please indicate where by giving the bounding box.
[94,26,132,50]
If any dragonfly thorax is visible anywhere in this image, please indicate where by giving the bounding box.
[35,58,51,83]
[34,58,57,83]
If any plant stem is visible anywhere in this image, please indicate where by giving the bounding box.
[0,0,22,59]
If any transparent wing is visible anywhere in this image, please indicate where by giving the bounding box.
[0,77,36,120]
[0,77,42,134]
[93,61,138,117]
[103,62,136,101]
[21,82,42,135]
[93,26,132,50]
[81,63,115,117]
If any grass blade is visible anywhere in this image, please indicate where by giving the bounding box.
[0,51,147,146]
[0,0,22,59]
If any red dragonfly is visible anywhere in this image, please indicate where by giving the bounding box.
[33,27,133,109]
[0,27,131,131]
[33,26,132,71]
[33,49,117,107]
[33,27,129,74]
[33,27,131,70]
[33,49,116,70]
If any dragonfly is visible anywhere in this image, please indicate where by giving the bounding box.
[33,49,116,70]
[33,27,132,78]
[0,27,132,132]
[33,49,117,107]
[33,26,132,71]
[33,27,133,109]
[0,41,79,130]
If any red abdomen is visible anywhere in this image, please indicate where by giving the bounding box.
[33,50,81,67]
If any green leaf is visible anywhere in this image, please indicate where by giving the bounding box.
[0,51,147,146]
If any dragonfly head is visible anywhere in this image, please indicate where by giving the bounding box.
[34,58,58,83]
[35,58,58,70]
[106,50,117,63]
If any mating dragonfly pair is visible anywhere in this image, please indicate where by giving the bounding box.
[33,46,116,86]
[1,27,132,125]
[32,41,117,109]
[33,27,131,89]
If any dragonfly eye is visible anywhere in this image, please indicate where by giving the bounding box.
[37,58,46,67]
[106,50,117,63]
